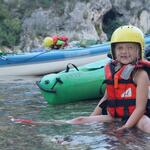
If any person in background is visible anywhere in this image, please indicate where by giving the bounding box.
[43,35,68,49]
[66,25,150,134]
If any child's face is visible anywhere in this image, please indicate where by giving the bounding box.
[114,43,140,64]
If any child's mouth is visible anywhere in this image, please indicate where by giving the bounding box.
[121,56,128,59]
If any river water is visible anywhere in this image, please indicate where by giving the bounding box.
[0,75,150,150]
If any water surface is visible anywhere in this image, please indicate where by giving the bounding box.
[0,75,150,150]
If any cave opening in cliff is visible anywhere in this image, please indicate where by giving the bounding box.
[102,9,123,40]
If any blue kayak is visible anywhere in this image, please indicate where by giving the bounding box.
[0,44,109,76]
[1,35,150,76]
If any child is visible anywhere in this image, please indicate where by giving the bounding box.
[67,25,150,133]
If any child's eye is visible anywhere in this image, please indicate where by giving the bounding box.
[128,46,132,49]
[116,46,123,50]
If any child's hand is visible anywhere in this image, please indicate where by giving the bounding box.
[117,125,127,131]
[115,125,129,134]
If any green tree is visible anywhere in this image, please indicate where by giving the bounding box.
[0,1,21,48]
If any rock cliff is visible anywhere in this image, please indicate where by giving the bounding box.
[4,0,150,51]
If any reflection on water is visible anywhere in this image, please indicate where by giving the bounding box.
[0,76,150,150]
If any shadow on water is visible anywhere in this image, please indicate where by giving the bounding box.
[0,75,150,150]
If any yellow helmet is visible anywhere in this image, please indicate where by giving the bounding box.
[43,37,53,48]
[110,25,144,59]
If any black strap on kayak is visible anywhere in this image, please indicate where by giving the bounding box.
[65,62,106,72]
[36,77,63,93]
[65,63,79,72]
[51,77,63,89]
[36,81,55,93]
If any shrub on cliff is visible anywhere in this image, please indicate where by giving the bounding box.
[0,1,21,48]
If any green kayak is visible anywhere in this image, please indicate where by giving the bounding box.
[37,58,110,104]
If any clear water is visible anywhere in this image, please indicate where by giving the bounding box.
[0,76,150,150]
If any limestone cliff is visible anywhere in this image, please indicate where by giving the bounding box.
[4,0,150,51]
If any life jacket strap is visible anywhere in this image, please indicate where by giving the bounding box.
[104,79,134,85]
[107,99,136,107]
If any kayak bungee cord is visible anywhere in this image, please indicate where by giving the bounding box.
[0,50,53,63]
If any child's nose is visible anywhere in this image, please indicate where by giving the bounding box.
[121,47,128,53]
[122,46,131,53]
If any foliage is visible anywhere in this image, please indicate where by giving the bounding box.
[15,0,53,16]
[0,2,21,48]
[0,0,130,48]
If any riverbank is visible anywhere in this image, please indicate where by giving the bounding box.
[0,75,41,83]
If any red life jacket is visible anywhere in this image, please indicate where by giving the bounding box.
[104,60,150,119]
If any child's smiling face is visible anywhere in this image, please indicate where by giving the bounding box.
[114,43,140,64]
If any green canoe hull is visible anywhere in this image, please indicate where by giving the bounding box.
[37,58,110,104]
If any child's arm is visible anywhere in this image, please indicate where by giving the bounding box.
[118,69,149,130]
[90,90,107,116]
